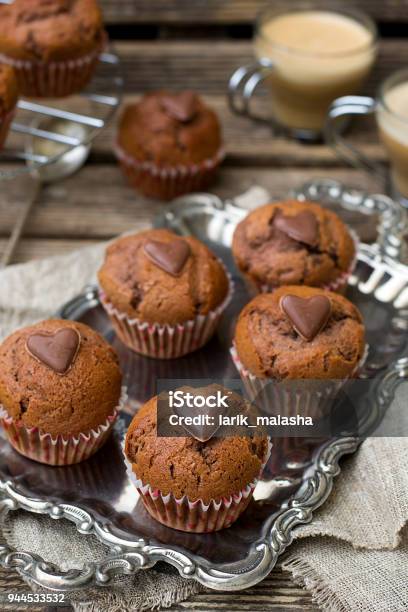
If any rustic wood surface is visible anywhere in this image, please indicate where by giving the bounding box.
[99,0,408,24]
[107,39,407,97]
[0,1,404,610]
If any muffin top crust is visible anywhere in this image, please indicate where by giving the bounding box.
[232,200,356,289]
[117,90,222,166]
[125,394,268,503]
[234,285,365,380]
[98,229,229,325]
[0,65,18,114]
[0,319,122,436]
[0,0,105,62]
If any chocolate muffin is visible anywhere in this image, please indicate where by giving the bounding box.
[115,90,224,200]
[234,285,365,380]
[124,392,269,532]
[232,200,356,294]
[0,319,123,465]
[98,229,231,358]
[0,0,106,97]
[0,65,18,148]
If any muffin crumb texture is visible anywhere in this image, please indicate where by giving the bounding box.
[98,229,229,325]
[0,0,104,62]
[232,200,355,289]
[234,286,365,379]
[125,396,268,504]
[117,90,222,166]
[0,319,122,437]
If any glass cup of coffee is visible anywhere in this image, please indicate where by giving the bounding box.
[228,2,377,142]
[325,68,408,209]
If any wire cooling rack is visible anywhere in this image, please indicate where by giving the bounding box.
[0,0,123,178]
[0,54,123,178]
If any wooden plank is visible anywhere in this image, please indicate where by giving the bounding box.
[100,0,408,24]
[4,92,382,168]
[4,40,404,167]
[0,166,380,242]
[109,39,406,96]
[89,93,382,165]
[0,237,100,263]
[170,567,319,611]
[0,564,317,612]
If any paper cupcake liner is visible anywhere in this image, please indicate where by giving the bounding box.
[0,386,127,466]
[0,35,106,98]
[114,142,225,201]
[230,344,368,421]
[244,231,360,297]
[99,269,233,359]
[123,438,271,533]
[0,108,15,149]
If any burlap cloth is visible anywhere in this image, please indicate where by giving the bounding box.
[0,242,407,612]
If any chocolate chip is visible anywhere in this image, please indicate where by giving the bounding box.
[19,399,28,414]
[130,283,142,309]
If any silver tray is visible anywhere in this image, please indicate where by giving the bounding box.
[1,180,408,592]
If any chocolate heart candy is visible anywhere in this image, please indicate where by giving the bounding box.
[144,238,191,276]
[173,391,225,442]
[161,91,198,122]
[274,210,318,247]
[280,294,331,341]
[26,328,81,374]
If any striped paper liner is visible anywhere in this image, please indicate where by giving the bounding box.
[0,386,127,466]
[0,34,106,98]
[123,438,271,533]
[230,344,368,421]
[100,267,233,359]
[114,143,225,200]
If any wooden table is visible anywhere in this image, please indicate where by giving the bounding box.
[0,1,405,610]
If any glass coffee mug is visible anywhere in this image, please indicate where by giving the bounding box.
[228,2,377,142]
[326,69,408,208]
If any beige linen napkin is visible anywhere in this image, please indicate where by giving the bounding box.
[0,243,408,612]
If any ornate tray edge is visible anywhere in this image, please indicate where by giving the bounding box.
[1,356,407,592]
[0,181,407,592]
[292,177,407,262]
[0,436,358,592]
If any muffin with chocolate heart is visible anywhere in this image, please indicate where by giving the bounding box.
[124,389,270,532]
[232,200,357,294]
[0,319,124,465]
[231,285,366,419]
[115,90,224,200]
[0,0,106,98]
[98,229,232,358]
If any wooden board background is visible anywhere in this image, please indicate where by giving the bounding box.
[99,0,408,24]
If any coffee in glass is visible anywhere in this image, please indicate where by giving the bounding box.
[229,3,377,141]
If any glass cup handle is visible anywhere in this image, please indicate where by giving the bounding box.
[228,59,274,121]
[325,95,387,183]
